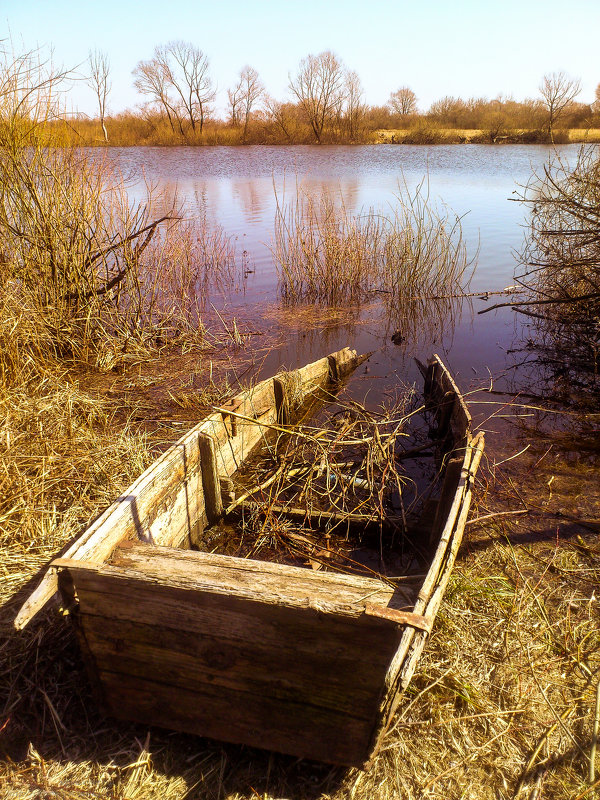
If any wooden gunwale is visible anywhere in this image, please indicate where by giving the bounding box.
[361,354,484,761]
[14,347,362,631]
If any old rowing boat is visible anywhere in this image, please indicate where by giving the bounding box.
[14,347,484,767]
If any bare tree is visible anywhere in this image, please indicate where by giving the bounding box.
[593,83,600,116]
[289,51,345,143]
[387,86,417,117]
[167,41,213,134]
[86,50,111,143]
[227,75,243,126]
[539,71,581,141]
[263,95,297,142]
[133,42,214,137]
[133,54,181,133]
[343,70,365,140]
[428,96,467,125]
[239,66,263,141]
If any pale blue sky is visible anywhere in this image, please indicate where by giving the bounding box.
[2,0,598,116]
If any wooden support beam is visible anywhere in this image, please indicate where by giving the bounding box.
[229,500,405,534]
[198,433,222,523]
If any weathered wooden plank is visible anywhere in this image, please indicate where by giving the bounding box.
[80,609,398,689]
[109,540,401,609]
[97,670,373,765]
[327,348,361,382]
[13,432,206,629]
[427,455,464,550]
[366,430,485,764]
[198,433,222,523]
[226,379,277,420]
[66,570,397,660]
[80,614,394,718]
[425,354,471,447]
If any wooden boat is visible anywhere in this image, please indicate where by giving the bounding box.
[14,348,484,768]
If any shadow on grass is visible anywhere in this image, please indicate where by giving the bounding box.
[0,606,348,799]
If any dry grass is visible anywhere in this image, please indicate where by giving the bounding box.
[376,127,477,144]
[2,365,599,800]
[569,129,600,143]
[376,127,600,145]
[273,180,473,305]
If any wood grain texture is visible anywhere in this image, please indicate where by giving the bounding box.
[14,347,360,629]
[56,540,407,765]
[98,670,373,765]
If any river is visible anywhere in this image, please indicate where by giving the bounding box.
[102,144,578,399]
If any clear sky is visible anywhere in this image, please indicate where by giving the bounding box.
[2,0,599,117]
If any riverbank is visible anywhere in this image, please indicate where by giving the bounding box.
[1,345,598,800]
[63,113,600,147]
[375,128,600,144]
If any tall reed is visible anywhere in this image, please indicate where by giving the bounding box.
[273,179,473,304]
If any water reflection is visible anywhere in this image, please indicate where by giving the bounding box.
[380,294,466,355]
[232,179,270,223]
[98,144,580,391]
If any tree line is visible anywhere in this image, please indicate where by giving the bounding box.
[80,43,599,145]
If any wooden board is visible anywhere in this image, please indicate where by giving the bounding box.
[424,354,471,452]
[54,541,413,765]
[366,429,485,763]
[14,347,361,630]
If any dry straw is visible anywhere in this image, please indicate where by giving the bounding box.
[272,177,474,305]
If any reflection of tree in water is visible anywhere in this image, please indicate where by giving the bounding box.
[380,294,464,356]
[232,179,270,222]
[146,179,224,223]
[504,316,600,412]
[298,177,361,216]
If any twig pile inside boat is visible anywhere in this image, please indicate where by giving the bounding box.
[224,389,439,580]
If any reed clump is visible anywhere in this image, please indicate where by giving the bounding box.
[273,180,473,304]
[0,48,237,371]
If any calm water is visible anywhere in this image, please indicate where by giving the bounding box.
[103,144,577,397]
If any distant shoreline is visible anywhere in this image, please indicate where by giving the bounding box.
[76,128,600,147]
[374,128,600,145]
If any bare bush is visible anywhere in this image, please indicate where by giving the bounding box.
[516,146,600,391]
[0,47,236,367]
